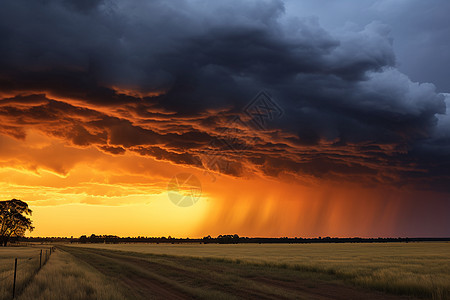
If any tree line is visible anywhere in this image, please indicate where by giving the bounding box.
[20,234,450,244]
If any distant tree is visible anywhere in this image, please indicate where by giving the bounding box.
[79,235,87,243]
[0,199,34,246]
[202,235,212,244]
[217,234,240,244]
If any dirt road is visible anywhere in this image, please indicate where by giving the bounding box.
[61,246,417,300]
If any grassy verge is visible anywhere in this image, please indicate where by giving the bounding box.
[16,249,128,300]
[0,247,49,300]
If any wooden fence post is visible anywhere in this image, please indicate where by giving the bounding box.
[12,258,17,299]
[39,250,42,269]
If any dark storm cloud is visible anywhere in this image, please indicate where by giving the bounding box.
[284,0,450,92]
[0,0,449,189]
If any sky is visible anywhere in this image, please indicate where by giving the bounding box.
[0,0,449,238]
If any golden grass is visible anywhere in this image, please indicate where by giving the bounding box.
[16,249,127,300]
[71,242,450,299]
[0,247,45,300]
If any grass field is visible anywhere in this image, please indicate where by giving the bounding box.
[17,249,128,300]
[2,242,449,299]
[0,246,128,300]
[0,246,50,300]
[59,246,421,300]
[69,242,450,299]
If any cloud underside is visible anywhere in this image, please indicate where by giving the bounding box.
[1,0,449,191]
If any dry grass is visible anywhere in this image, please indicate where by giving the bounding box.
[0,247,46,300]
[70,242,450,299]
[3,243,449,299]
[16,249,127,300]
[61,246,407,300]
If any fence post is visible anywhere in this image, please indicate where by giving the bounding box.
[12,258,17,299]
[39,250,42,269]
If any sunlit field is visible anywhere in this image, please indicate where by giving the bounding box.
[70,242,450,299]
[2,243,449,299]
[0,247,48,300]
[17,250,127,300]
[0,246,127,300]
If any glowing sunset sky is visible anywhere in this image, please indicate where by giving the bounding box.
[1,0,449,237]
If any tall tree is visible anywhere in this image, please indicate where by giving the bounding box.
[0,199,34,246]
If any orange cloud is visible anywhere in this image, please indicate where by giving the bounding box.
[1,92,449,237]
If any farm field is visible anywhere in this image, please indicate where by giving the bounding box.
[60,245,421,300]
[0,247,127,300]
[1,243,449,299]
[68,242,450,299]
[0,246,52,300]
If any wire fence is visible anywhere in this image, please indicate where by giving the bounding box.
[0,247,55,300]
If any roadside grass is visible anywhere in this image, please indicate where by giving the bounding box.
[70,242,450,300]
[16,249,128,300]
[0,247,45,300]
